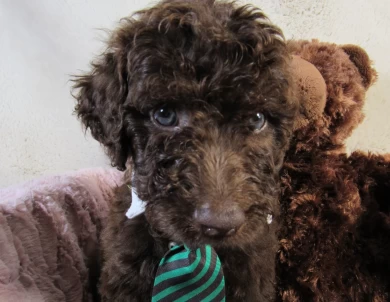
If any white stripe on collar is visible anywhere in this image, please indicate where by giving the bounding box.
[125,186,145,219]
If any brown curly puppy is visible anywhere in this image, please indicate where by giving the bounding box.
[73,0,297,300]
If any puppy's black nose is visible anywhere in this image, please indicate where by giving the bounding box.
[194,204,245,237]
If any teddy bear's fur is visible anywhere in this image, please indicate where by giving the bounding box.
[278,40,390,301]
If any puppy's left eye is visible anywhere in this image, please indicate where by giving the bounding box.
[249,112,266,131]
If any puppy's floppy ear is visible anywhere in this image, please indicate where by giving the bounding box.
[72,42,130,171]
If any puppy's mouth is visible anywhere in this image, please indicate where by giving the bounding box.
[185,220,247,249]
[200,224,241,239]
[177,230,239,251]
[187,210,274,248]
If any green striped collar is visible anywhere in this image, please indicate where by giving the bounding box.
[152,243,226,302]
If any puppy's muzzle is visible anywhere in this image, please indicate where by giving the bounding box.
[194,203,245,238]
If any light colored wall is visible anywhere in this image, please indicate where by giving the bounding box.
[1,0,389,187]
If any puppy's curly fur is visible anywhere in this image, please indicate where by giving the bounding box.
[73,0,297,300]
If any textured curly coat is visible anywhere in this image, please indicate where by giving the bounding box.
[73,0,297,301]
[278,41,390,301]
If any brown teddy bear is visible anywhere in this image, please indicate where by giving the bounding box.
[278,40,390,301]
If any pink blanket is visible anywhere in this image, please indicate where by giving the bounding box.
[0,168,124,302]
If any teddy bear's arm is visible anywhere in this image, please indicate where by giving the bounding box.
[349,151,390,295]
[349,151,390,214]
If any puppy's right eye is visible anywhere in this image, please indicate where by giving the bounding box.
[153,105,177,127]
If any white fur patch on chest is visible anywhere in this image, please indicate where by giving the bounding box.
[125,187,145,219]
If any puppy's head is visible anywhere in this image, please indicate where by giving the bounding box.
[73,0,297,249]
